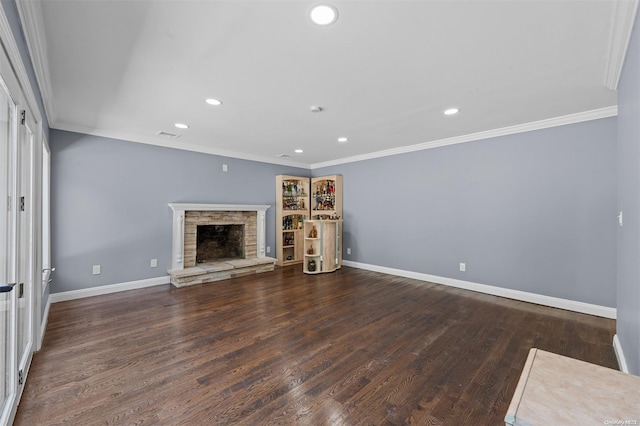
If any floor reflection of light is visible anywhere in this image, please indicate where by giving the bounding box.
[254,285,267,313]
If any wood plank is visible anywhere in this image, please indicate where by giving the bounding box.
[15,266,618,425]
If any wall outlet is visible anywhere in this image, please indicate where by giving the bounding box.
[92,264,101,275]
[459,262,466,272]
[266,246,271,253]
[222,164,228,172]
[347,248,351,255]
[150,258,158,268]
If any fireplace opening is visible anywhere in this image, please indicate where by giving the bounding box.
[196,224,244,263]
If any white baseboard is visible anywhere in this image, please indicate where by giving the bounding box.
[342,261,617,319]
[49,276,171,303]
[613,334,629,373]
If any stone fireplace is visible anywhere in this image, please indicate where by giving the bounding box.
[167,203,275,287]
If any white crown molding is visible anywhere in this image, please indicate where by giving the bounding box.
[49,276,170,303]
[55,106,617,171]
[605,0,639,90]
[52,121,312,169]
[342,260,617,319]
[0,2,43,125]
[613,334,629,373]
[311,106,618,169]
[15,0,55,125]
[54,105,617,171]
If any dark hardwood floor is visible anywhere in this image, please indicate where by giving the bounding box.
[15,266,617,425]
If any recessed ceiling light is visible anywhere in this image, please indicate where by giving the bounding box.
[295,149,304,154]
[337,137,348,143]
[444,108,460,116]
[309,4,338,26]
[174,123,189,129]
[205,98,222,106]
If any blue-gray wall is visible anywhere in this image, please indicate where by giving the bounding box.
[617,8,640,375]
[315,118,617,308]
[50,130,309,293]
[53,119,618,307]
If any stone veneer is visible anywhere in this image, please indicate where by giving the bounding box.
[168,204,274,288]
[184,211,257,267]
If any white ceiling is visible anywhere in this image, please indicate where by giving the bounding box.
[17,0,635,168]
